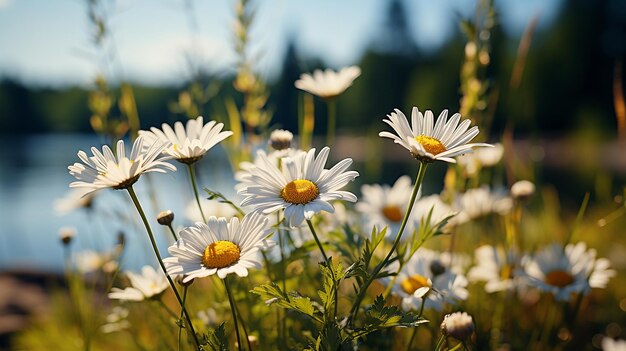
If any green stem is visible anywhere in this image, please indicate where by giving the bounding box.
[167,223,179,242]
[156,298,180,320]
[178,285,189,351]
[64,246,91,351]
[448,342,465,351]
[326,99,336,146]
[235,301,253,351]
[539,297,558,350]
[126,186,201,350]
[277,213,287,347]
[406,327,419,351]
[187,163,207,223]
[224,277,244,351]
[349,162,428,325]
[306,219,338,319]
[434,334,446,351]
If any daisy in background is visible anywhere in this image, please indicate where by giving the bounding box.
[74,249,119,274]
[164,212,274,282]
[100,307,130,334]
[68,137,176,194]
[356,175,421,239]
[387,248,469,312]
[138,116,233,165]
[603,337,626,351]
[453,186,513,224]
[457,142,504,176]
[379,107,492,163]
[468,245,520,293]
[295,66,361,146]
[54,188,96,215]
[295,66,361,99]
[238,147,359,228]
[108,265,168,302]
[517,242,615,301]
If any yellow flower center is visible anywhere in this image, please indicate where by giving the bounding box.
[544,270,574,288]
[201,241,241,269]
[415,135,447,155]
[500,265,514,280]
[281,179,319,204]
[382,205,403,222]
[401,274,431,295]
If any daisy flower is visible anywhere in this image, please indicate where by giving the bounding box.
[388,248,469,311]
[457,142,504,176]
[138,116,233,164]
[68,137,175,194]
[454,186,513,224]
[235,148,307,191]
[108,265,169,301]
[54,188,96,215]
[100,307,130,334]
[295,66,361,99]
[517,242,615,301]
[468,245,519,293]
[164,212,274,282]
[74,249,118,274]
[238,147,359,228]
[379,107,491,163]
[355,175,420,239]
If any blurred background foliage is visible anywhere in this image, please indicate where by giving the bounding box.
[0,0,622,140]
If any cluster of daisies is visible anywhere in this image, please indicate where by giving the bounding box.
[61,65,618,348]
[67,107,615,303]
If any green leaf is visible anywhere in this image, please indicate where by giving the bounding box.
[350,295,427,340]
[318,258,345,319]
[251,283,317,320]
[200,322,228,351]
[204,188,245,216]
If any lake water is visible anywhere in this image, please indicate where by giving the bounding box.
[0,134,237,273]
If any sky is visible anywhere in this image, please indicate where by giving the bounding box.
[0,0,563,87]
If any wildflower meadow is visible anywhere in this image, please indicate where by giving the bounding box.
[1,0,625,351]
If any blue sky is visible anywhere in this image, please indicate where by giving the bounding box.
[0,0,563,87]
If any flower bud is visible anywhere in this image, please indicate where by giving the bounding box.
[441,312,474,341]
[157,210,174,226]
[59,226,76,246]
[511,180,535,201]
[269,129,294,151]
[430,259,447,277]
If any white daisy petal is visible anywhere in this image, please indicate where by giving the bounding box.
[163,212,273,281]
[138,116,232,164]
[295,66,361,98]
[238,147,358,228]
[68,137,175,192]
[380,107,491,163]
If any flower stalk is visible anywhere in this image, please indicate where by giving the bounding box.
[349,161,428,324]
[126,186,201,350]
[187,163,207,223]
